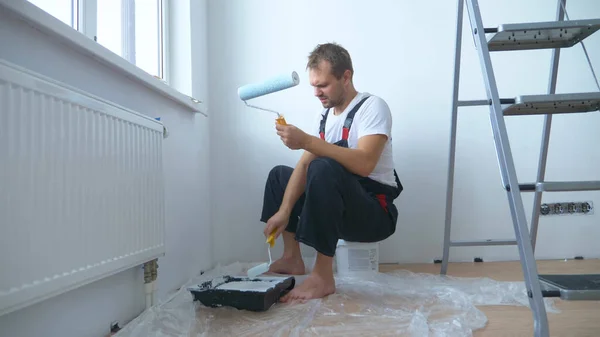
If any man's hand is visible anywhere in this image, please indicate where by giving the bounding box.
[276,123,312,150]
[264,209,290,240]
[273,119,387,177]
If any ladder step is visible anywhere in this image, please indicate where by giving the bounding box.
[486,19,600,51]
[450,239,517,247]
[539,274,600,301]
[502,92,600,116]
[458,98,516,107]
[516,181,600,192]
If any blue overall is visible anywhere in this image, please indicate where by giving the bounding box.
[260,96,403,257]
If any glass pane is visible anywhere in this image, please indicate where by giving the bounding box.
[28,0,74,27]
[135,0,160,77]
[97,0,123,57]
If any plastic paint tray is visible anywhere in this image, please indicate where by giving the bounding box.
[188,275,295,312]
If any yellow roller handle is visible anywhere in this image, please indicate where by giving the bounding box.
[276,115,287,125]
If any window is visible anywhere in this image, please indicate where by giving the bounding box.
[28,0,165,80]
[96,0,122,57]
[28,0,75,27]
[135,0,162,78]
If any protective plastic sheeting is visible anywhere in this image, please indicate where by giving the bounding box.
[115,262,558,337]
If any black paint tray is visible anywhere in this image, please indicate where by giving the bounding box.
[188,275,295,312]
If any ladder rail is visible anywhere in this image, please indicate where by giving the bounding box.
[531,0,566,252]
[465,2,511,189]
[441,0,465,276]
[465,0,550,336]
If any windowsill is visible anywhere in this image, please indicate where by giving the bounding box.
[0,0,206,116]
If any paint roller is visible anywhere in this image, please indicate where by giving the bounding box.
[239,72,297,278]
[238,71,300,125]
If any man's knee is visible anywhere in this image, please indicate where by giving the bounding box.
[306,157,344,180]
[267,165,292,187]
[268,165,288,178]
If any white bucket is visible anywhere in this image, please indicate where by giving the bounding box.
[334,239,379,276]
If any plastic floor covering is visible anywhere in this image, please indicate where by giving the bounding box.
[114,262,559,337]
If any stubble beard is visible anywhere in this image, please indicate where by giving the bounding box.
[321,92,345,109]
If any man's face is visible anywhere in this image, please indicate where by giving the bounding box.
[309,61,346,109]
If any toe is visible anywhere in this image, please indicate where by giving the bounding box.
[288,291,298,299]
[283,290,298,302]
[294,291,307,300]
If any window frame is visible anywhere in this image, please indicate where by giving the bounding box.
[48,0,167,81]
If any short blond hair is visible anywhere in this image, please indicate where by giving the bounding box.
[306,42,353,79]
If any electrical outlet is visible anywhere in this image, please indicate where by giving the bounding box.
[540,201,594,216]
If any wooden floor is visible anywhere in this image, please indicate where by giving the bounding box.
[381,259,600,337]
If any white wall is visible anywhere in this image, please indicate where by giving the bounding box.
[208,0,600,266]
[0,0,598,335]
[0,1,211,336]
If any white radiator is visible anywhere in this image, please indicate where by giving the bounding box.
[0,59,166,316]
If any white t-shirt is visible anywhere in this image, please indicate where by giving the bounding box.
[310,92,397,188]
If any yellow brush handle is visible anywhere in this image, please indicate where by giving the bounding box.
[266,232,276,247]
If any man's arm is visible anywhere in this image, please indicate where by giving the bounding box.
[278,150,316,215]
[303,134,387,177]
[277,96,392,177]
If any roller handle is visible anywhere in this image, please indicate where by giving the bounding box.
[276,115,287,125]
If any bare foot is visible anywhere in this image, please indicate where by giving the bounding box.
[281,273,335,302]
[268,255,305,275]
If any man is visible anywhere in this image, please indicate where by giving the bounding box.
[260,42,403,302]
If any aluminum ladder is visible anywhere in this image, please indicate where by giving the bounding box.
[441,0,600,336]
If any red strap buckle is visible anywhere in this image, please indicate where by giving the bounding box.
[342,127,349,141]
[376,194,388,213]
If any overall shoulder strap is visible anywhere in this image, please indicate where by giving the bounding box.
[342,95,371,140]
[319,109,330,140]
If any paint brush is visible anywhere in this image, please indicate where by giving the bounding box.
[247,232,276,278]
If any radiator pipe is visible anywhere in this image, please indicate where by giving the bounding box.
[151,259,158,306]
[143,259,158,309]
[143,261,152,310]
[145,284,152,310]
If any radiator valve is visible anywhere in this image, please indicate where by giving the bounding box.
[155,117,169,139]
